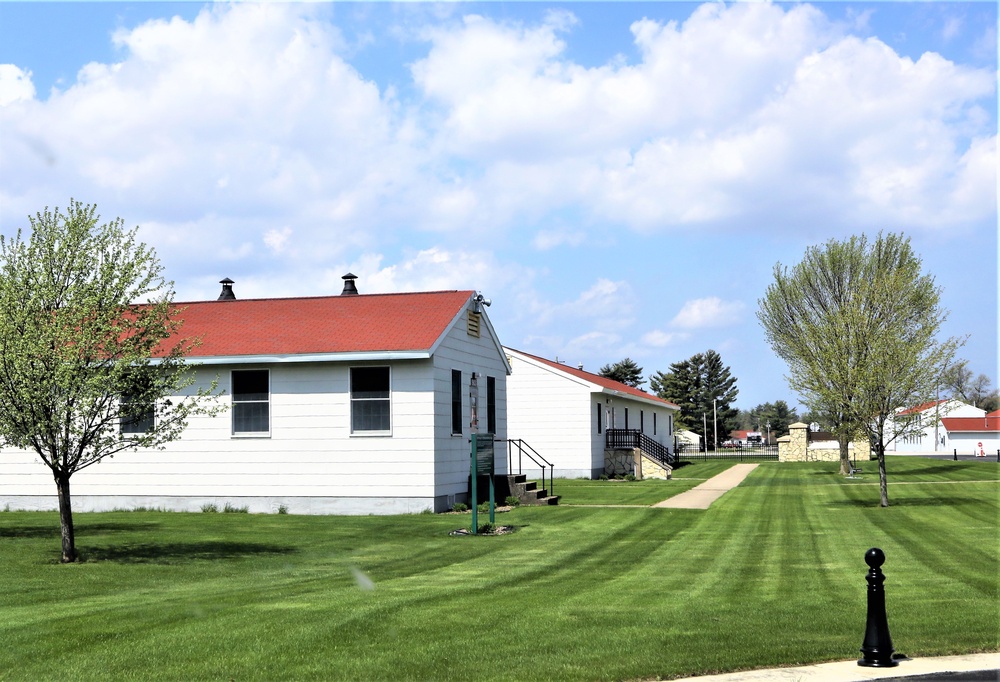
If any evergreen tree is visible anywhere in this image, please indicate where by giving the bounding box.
[651,349,739,448]
[598,357,644,388]
[748,400,799,439]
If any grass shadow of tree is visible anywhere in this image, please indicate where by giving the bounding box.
[0,522,162,539]
[826,496,983,508]
[80,541,298,564]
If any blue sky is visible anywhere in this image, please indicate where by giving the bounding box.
[0,1,996,412]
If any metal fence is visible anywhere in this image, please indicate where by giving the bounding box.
[675,443,779,461]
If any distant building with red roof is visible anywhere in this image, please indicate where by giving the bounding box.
[890,398,987,453]
[504,347,679,479]
[940,409,1000,456]
[0,276,512,514]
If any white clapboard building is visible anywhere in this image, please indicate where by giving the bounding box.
[504,348,679,479]
[0,277,510,514]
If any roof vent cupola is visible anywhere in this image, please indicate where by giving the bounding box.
[341,273,359,296]
[218,277,236,301]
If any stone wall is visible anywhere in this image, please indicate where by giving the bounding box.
[604,449,672,479]
[638,453,672,480]
[605,449,636,476]
[778,422,872,462]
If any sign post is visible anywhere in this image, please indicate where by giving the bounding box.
[470,433,495,534]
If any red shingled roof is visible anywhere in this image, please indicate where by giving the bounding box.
[166,291,473,358]
[508,348,678,408]
[897,399,948,416]
[941,415,1000,433]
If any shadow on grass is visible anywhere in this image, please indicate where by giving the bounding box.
[895,464,983,477]
[827,496,983,508]
[0,522,162,539]
[80,541,298,563]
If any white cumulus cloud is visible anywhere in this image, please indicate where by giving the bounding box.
[0,64,36,105]
[670,297,746,329]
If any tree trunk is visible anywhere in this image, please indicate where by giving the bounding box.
[838,436,851,476]
[876,447,889,508]
[55,473,77,563]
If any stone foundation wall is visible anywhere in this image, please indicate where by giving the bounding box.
[638,454,672,480]
[604,449,672,479]
[604,449,636,476]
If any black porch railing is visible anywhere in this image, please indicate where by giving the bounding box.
[605,429,675,466]
[503,439,555,497]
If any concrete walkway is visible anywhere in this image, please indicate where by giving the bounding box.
[654,463,759,509]
[666,652,1000,681]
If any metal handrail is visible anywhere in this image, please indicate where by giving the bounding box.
[605,428,675,466]
[501,438,555,497]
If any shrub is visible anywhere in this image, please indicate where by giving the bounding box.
[277,505,289,515]
[625,473,637,482]
[477,502,491,514]
[451,502,468,513]
[504,495,521,507]
[201,503,219,513]
[223,503,249,514]
[477,522,495,534]
[599,474,609,481]
[419,507,434,515]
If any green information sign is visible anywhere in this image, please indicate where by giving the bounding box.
[470,433,496,533]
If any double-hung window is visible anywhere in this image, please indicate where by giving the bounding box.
[351,367,391,434]
[121,396,154,435]
[232,369,269,435]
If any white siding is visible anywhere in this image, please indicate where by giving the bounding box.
[506,355,599,478]
[891,400,986,453]
[0,304,511,515]
[430,308,510,501]
[506,350,678,478]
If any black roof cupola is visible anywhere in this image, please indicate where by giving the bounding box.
[341,273,359,296]
[218,277,236,301]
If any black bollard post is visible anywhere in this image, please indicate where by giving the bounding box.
[858,547,898,668]
[953,449,957,461]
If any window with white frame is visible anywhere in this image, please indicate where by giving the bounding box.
[120,395,155,435]
[351,367,391,433]
[232,369,269,435]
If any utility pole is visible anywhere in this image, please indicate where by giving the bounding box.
[703,413,708,452]
[713,398,718,452]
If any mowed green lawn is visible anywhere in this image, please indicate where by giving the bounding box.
[1,457,997,681]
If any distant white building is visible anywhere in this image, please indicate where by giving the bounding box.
[676,430,702,450]
[941,409,1000,457]
[504,348,679,478]
[0,277,511,514]
[890,399,986,453]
